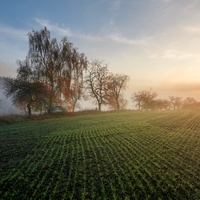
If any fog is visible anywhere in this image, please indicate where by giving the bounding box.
[0,90,21,116]
[0,77,21,116]
[1,75,200,116]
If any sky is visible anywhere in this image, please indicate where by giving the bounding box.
[1,0,200,109]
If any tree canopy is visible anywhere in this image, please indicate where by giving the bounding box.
[3,27,88,115]
[106,74,129,110]
[131,88,157,110]
[3,78,49,116]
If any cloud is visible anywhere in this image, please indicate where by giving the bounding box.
[148,49,199,61]
[0,25,28,41]
[161,50,194,60]
[182,25,200,33]
[182,0,200,12]
[108,33,146,45]
[35,18,102,42]
[159,80,200,99]
[35,18,146,45]
[163,68,200,85]
[164,82,200,93]
[149,68,200,99]
[0,25,28,67]
[34,18,72,37]
[162,0,172,2]
[111,0,122,10]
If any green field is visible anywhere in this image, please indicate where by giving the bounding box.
[0,110,200,199]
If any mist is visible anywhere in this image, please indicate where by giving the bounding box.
[0,77,21,116]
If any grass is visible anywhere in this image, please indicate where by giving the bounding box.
[0,110,100,125]
[0,110,200,199]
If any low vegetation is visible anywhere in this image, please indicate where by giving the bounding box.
[0,110,200,199]
[0,110,101,125]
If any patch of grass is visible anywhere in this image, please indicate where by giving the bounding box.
[0,110,200,199]
[0,109,102,125]
[0,113,69,126]
[0,115,25,125]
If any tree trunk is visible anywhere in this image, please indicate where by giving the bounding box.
[72,100,77,112]
[48,100,53,114]
[116,100,120,110]
[98,103,101,111]
[27,104,31,116]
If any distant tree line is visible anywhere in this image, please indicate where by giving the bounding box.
[131,88,200,110]
[2,27,129,116]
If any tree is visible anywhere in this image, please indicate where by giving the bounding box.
[131,88,157,110]
[154,99,170,110]
[3,78,49,116]
[107,96,128,110]
[0,99,1,113]
[16,27,87,113]
[67,80,83,112]
[182,97,197,109]
[85,60,111,111]
[0,77,3,113]
[118,97,128,110]
[131,91,143,110]
[66,61,87,112]
[169,96,182,110]
[106,74,129,110]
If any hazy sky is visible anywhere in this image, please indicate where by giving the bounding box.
[1,0,200,106]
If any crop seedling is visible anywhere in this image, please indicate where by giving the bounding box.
[0,110,200,199]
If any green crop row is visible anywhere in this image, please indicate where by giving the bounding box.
[0,110,200,199]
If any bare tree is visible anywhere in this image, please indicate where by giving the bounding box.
[106,74,129,110]
[154,99,170,110]
[131,88,157,110]
[85,60,111,111]
[118,97,128,110]
[169,96,182,110]
[182,97,197,109]
[131,91,143,110]
[107,96,128,110]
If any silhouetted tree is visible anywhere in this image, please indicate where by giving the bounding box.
[107,96,128,110]
[17,27,88,113]
[85,60,111,111]
[154,99,170,110]
[182,97,197,109]
[131,91,143,110]
[3,78,49,116]
[169,96,182,110]
[106,74,129,110]
[131,88,157,110]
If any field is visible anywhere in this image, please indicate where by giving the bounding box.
[0,110,200,199]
